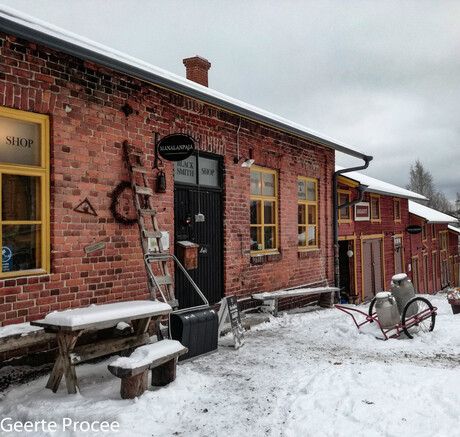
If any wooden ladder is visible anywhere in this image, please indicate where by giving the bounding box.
[123,140,178,309]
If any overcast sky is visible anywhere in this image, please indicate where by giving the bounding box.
[2,0,459,203]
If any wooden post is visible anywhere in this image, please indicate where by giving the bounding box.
[120,370,148,399]
[151,358,177,386]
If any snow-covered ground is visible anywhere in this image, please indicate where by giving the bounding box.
[1,293,459,437]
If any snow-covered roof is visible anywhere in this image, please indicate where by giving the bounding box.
[336,166,427,201]
[409,200,458,224]
[448,224,460,234]
[0,6,371,161]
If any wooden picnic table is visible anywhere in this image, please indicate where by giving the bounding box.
[31,300,172,394]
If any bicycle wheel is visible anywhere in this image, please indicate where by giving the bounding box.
[368,297,377,322]
[401,297,436,339]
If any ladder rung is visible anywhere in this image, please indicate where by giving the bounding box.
[148,255,170,262]
[132,165,148,173]
[130,148,144,157]
[143,230,162,239]
[139,208,157,216]
[135,186,153,196]
[154,275,173,286]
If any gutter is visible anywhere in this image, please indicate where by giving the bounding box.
[333,155,373,297]
[0,13,369,161]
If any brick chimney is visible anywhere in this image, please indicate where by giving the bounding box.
[183,56,211,87]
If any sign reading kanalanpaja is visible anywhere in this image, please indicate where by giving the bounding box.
[157,134,195,162]
[0,116,41,166]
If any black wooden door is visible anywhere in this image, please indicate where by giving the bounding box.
[174,187,223,308]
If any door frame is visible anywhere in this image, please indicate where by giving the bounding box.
[173,151,224,306]
[360,233,385,302]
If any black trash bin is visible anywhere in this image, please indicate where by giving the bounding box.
[169,308,218,361]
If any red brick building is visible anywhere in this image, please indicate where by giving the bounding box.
[0,8,371,336]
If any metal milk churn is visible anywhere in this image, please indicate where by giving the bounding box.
[391,273,416,317]
[375,292,400,329]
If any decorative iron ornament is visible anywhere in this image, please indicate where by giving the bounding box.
[74,198,98,216]
[110,181,138,225]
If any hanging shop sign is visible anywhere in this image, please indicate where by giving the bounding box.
[406,225,423,234]
[354,202,370,221]
[157,134,195,162]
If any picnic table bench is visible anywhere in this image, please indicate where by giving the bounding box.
[252,286,339,316]
[31,300,172,394]
[108,339,187,399]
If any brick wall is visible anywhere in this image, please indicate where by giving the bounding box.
[0,33,335,329]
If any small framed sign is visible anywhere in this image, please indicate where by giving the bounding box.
[218,295,245,349]
[354,202,370,221]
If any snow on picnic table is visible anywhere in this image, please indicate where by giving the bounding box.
[1,293,460,437]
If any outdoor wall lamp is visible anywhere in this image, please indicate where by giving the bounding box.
[233,156,255,168]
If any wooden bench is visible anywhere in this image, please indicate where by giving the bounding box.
[252,286,340,316]
[108,339,188,399]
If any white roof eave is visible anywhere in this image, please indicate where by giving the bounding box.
[0,6,371,161]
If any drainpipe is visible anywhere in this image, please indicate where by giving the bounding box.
[333,155,373,299]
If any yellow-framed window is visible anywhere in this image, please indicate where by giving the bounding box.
[431,223,436,241]
[338,189,351,224]
[250,167,278,254]
[370,194,381,222]
[298,177,318,250]
[0,107,50,278]
[393,198,401,222]
[440,230,448,251]
[422,223,427,241]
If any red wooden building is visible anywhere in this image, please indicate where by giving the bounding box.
[337,168,459,303]
[408,201,459,293]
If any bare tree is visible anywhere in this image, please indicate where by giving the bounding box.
[407,159,454,214]
[406,159,436,200]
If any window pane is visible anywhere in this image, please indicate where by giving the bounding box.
[308,226,316,246]
[250,170,262,195]
[2,224,40,272]
[264,201,275,225]
[198,156,219,187]
[250,227,262,251]
[0,116,41,166]
[297,179,306,200]
[250,200,261,225]
[2,174,41,221]
[298,204,306,225]
[298,226,306,247]
[264,226,275,250]
[263,172,275,197]
[174,155,197,184]
[308,205,316,225]
[306,181,316,201]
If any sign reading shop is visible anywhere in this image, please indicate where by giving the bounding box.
[0,116,41,166]
[157,134,195,162]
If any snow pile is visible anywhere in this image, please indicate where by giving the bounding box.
[39,300,171,327]
[109,340,185,370]
[1,294,459,436]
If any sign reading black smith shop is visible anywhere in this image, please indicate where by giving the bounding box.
[157,134,195,162]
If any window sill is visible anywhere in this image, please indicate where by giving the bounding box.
[298,249,320,258]
[250,252,282,264]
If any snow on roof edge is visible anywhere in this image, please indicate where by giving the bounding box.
[448,224,460,234]
[408,200,458,224]
[336,166,427,201]
[0,5,369,159]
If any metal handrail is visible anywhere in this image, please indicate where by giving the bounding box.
[144,252,210,314]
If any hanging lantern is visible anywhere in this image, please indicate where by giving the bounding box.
[156,170,166,193]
